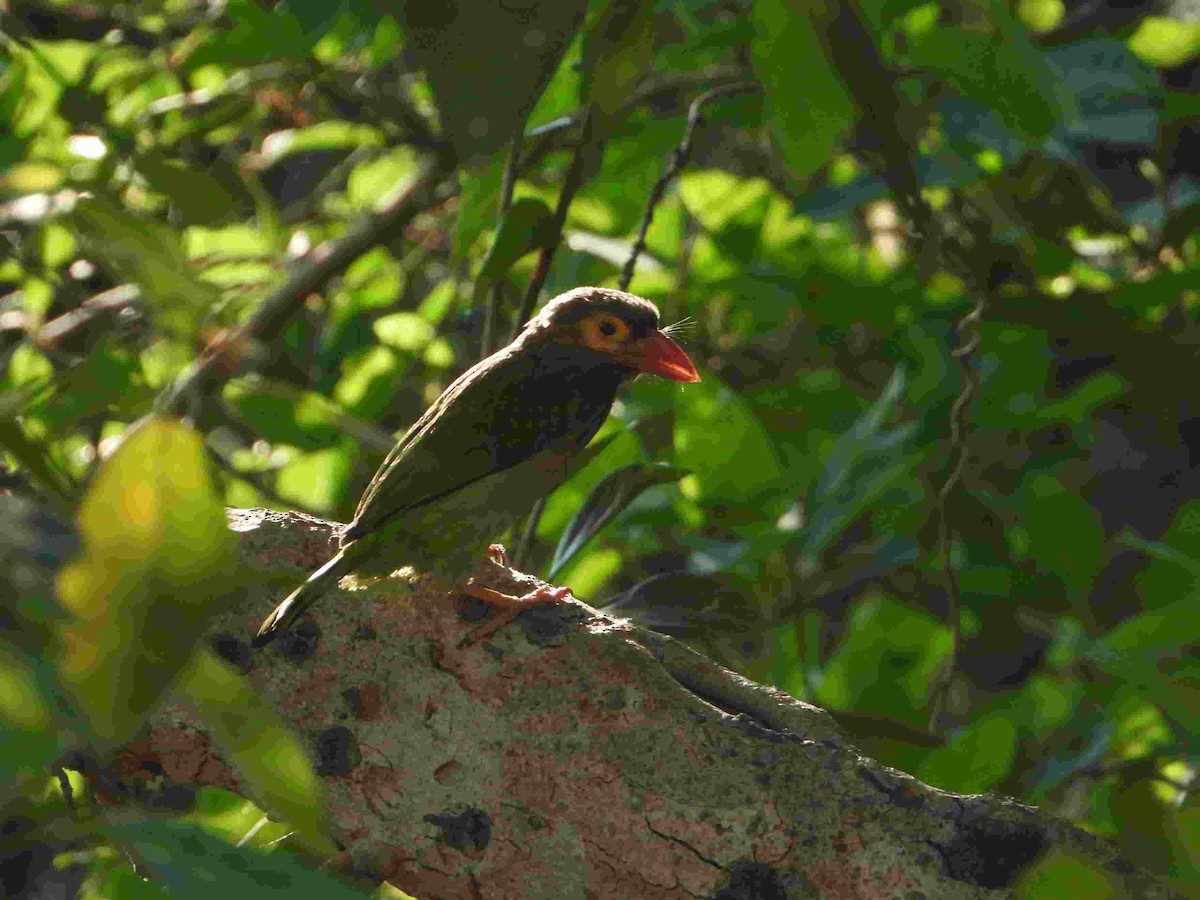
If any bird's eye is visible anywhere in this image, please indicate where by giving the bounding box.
[583,314,629,349]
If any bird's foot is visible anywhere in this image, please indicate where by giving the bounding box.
[463,583,572,607]
[484,543,508,566]
[457,583,574,647]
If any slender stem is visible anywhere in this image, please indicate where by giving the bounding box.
[619,82,759,291]
[482,127,524,357]
[510,111,595,340]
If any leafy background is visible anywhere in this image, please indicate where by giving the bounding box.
[1,0,1197,896]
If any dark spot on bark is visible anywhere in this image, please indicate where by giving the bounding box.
[343,852,384,883]
[937,815,1048,888]
[601,688,626,710]
[714,859,791,900]
[278,619,320,661]
[456,594,492,622]
[517,603,578,646]
[890,783,926,810]
[343,687,362,716]
[754,772,773,787]
[211,631,252,673]
[424,806,492,852]
[353,623,377,641]
[315,726,359,776]
[138,758,164,776]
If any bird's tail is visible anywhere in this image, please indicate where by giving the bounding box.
[252,548,354,647]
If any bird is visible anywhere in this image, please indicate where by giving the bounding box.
[252,286,700,647]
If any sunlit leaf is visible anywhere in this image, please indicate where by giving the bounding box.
[68,195,220,338]
[179,649,330,848]
[1127,17,1200,68]
[55,417,236,744]
[104,820,362,899]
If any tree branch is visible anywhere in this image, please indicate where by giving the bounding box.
[100,510,1181,900]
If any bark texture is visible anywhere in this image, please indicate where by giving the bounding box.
[113,509,1174,899]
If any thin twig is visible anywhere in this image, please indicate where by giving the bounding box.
[618,82,759,291]
[482,127,524,357]
[509,112,596,339]
[926,291,986,732]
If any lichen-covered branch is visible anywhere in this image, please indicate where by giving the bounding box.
[108,510,1177,900]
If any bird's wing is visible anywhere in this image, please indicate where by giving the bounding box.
[344,347,606,541]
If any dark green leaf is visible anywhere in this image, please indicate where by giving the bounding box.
[751,0,854,180]
[393,0,588,162]
[136,152,241,227]
[907,12,1072,139]
[598,572,760,639]
[549,462,687,578]
[104,820,364,899]
[580,0,656,121]
[473,197,555,303]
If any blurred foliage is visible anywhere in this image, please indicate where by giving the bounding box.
[0,0,1197,895]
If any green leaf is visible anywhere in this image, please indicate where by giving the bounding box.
[1020,473,1103,598]
[580,0,656,120]
[0,644,61,789]
[454,155,504,258]
[598,572,760,639]
[804,366,917,556]
[1017,850,1119,898]
[472,197,555,303]
[1127,17,1200,68]
[373,312,436,352]
[393,0,588,162]
[751,0,854,181]
[819,595,951,725]
[0,419,75,501]
[1085,611,1200,738]
[67,195,220,338]
[917,714,1018,792]
[136,152,241,227]
[55,417,236,745]
[223,378,343,451]
[182,0,311,68]
[104,820,364,899]
[907,11,1070,139]
[179,649,331,848]
[675,378,785,503]
[549,462,688,578]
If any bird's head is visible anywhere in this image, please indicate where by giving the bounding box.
[518,287,700,383]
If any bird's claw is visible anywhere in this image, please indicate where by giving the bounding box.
[457,582,575,647]
[484,543,509,566]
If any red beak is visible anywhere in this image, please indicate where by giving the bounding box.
[625,330,701,382]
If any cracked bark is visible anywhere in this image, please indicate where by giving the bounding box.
[107,509,1178,899]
